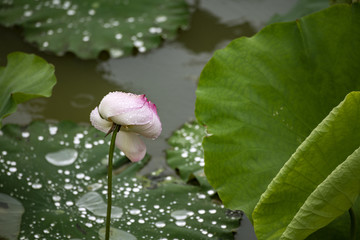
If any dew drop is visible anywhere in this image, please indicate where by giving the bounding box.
[32,183,42,189]
[109,49,124,58]
[88,9,96,15]
[209,209,217,214]
[207,190,215,195]
[82,35,90,42]
[49,126,58,135]
[129,208,141,215]
[85,222,93,228]
[64,183,73,190]
[21,132,30,138]
[133,40,144,47]
[63,1,71,9]
[67,9,76,16]
[23,10,33,17]
[170,210,194,220]
[115,33,123,40]
[138,47,146,53]
[155,16,167,23]
[76,173,85,179]
[85,143,92,149]
[155,221,166,228]
[45,149,78,166]
[52,195,61,201]
[198,209,206,215]
[197,193,206,199]
[149,27,162,34]
[175,220,186,227]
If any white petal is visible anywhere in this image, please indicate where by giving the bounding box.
[99,91,147,120]
[115,131,146,162]
[125,112,162,138]
[110,101,153,126]
[90,107,113,133]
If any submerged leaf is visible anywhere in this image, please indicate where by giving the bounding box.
[0,52,56,128]
[0,0,190,59]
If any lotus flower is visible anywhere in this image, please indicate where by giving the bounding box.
[90,91,162,162]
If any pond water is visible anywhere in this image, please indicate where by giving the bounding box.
[0,0,296,238]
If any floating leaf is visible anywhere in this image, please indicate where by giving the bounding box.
[253,92,360,239]
[0,0,190,59]
[0,52,56,128]
[0,121,240,239]
[195,3,360,222]
[166,121,209,186]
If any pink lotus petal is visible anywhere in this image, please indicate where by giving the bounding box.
[99,91,147,120]
[115,131,146,162]
[90,107,113,134]
[109,101,153,126]
[122,102,162,138]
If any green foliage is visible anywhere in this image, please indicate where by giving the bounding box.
[0,52,56,129]
[0,121,240,239]
[166,121,211,187]
[195,3,360,239]
[0,0,189,59]
[253,92,360,239]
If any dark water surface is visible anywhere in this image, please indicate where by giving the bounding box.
[0,0,296,237]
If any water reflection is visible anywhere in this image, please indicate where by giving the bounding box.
[177,7,255,53]
[70,93,95,108]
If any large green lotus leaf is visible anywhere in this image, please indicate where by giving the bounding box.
[0,121,240,239]
[0,52,56,129]
[0,0,189,59]
[195,3,360,219]
[268,0,329,24]
[166,121,210,187]
[253,92,360,239]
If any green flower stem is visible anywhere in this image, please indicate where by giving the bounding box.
[349,207,356,240]
[105,124,121,240]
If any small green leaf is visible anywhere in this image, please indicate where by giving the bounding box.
[0,0,190,59]
[253,92,360,239]
[0,52,56,129]
[166,122,209,186]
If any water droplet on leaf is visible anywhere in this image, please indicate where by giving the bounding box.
[45,149,78,166]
